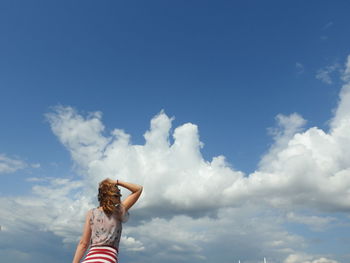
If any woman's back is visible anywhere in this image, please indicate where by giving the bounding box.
[89,205,129,250]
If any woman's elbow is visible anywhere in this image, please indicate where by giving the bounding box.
[79,239,89,249]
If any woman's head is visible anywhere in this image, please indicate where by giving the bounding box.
[98,178,122,216]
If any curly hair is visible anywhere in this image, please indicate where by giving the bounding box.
[97,178,122,217]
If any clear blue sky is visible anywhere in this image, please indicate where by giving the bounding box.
[1,1,350,262]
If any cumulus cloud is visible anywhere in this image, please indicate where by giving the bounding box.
[121,236,145,252]
[284,253,339,263]
[0,178,86,242]
[222,57,350,211]
[3,55,350,262]
[42,77,350,215]
[44,106,244,214]
[122,206,307,263]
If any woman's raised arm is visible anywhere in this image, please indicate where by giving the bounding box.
[112,179,143,211]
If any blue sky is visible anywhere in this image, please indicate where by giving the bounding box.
[1,1,350,263]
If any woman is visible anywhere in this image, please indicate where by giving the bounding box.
[72,178,143,263]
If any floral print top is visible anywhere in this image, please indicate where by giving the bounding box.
[89,204,129,249]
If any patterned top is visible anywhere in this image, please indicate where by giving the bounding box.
[89,204,129,249]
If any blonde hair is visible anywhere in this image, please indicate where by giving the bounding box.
[97,179,121,216]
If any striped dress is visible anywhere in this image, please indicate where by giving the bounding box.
[82,246,118,263]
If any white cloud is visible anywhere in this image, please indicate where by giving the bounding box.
[0,183,83,240]
[0,154,40,174]
[261,113,307,171]
[332,55,350,130]
[121,236,145,252]
[285,212,336,231]
[26,176,51,182]
[30,163,41,168]
[122,206,307,263]
[3,55,350,262]
[284,253,339,263]
[316,63,341,84]
[222,55,350,210]
[45,105,244,213]
[0,154,27,174]
[42,65,350,212]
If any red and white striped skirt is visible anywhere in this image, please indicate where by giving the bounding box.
[82,246,118,263]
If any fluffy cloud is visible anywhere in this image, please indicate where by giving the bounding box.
[44,106,245,214]
[121,236,145,252]
[122,206,307,263]
[4,55,350,262]
[43,57,350,213]
[284,253,339,263]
